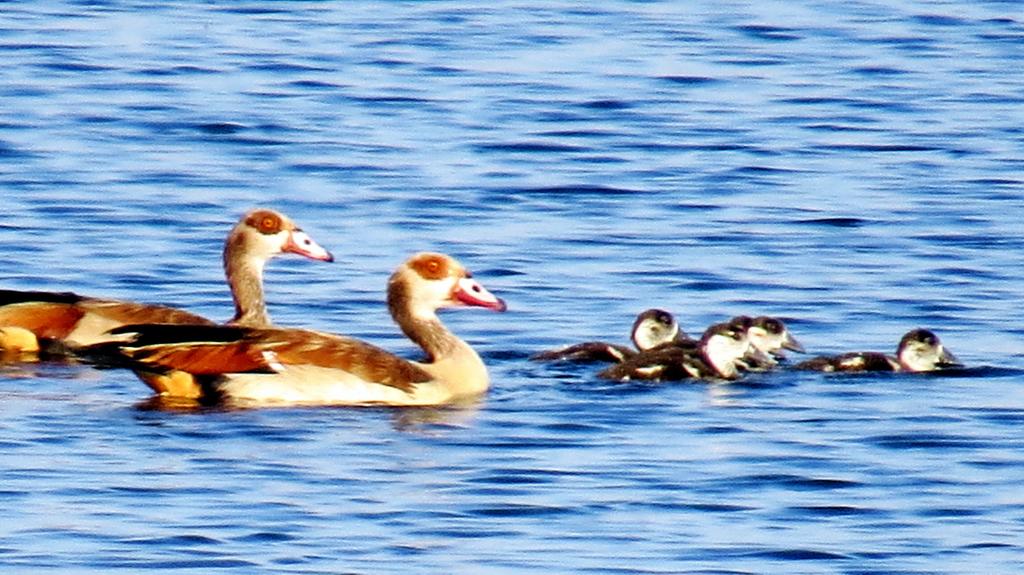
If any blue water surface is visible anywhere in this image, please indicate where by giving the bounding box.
[2,1,1024,573]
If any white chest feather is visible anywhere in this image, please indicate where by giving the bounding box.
[215,365,455,407]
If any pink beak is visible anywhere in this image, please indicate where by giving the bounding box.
[284,230,334,262]
[454,277,507,312]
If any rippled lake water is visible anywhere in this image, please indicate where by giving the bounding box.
[2,1,1024,573]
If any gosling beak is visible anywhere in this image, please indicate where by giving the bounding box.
[782,332,806,354]
[936,347,963,369]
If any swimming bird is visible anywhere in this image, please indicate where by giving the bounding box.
[0,208,333,356]
[91,252,506,406]
[734,315,805,371]
[531,308,688,363]
[597,317,762,382]
[793,328,960,373]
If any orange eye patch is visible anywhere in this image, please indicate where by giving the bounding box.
[246,211,283,235]
[410,254,450,280]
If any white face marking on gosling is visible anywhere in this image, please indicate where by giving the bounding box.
[633,316,679,351]
[703,330,750,378]
[748,320,793,354]
[900,340,944,371]
[746,326,774,354]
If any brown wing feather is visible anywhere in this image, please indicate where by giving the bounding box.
[81,299,214,326]
[263,331,433,392]
[0,295,212,345]
[0,302,86,339]
[130,342,271,375]
[123,327,433,394]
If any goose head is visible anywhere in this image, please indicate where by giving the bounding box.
[897,328,961,372]
[701,319,760,379]
[226,208,334,267]
[389,252,506,319]
[747,316,805,357]
[630,308,682,351]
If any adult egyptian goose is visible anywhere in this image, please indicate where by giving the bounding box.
[0,208,333,355]
[531,308,689,363]
[793,328,960,373]
[98,252,506,406]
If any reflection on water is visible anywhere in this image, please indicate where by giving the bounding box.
[133,391,486,433]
